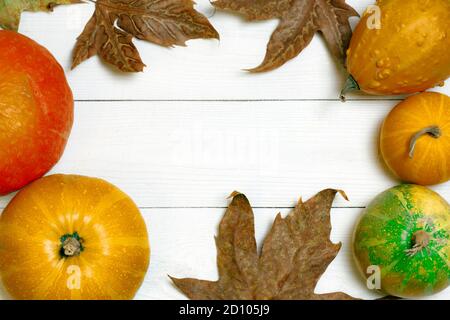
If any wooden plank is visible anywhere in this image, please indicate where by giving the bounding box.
[16,1,449,101]
[138,208,382,300]
[137,209,377,299]
[1,100,449,208]
[138,207,450,300]
[2,208,449,299]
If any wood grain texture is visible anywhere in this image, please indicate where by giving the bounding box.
[14,0,448,100]
[2,100,450,209]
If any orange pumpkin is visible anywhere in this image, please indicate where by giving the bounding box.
[0,174,150,300]
[0,31,73,195]
[380,92,450,186]
[342,0,450,98]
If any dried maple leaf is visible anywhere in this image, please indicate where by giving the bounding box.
[0,0,81,31]
[212,0,358,72]
[171,189,357,300]
[72,0,219,72]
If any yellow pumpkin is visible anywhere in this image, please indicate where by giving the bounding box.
[0,174,150,300]
[342,0,450,98]
[380,92,450,186]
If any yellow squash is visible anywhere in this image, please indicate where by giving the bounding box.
[342,0,450,98]
[0,174,150,300]
[380,92,450,186]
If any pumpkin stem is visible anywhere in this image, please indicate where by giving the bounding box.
[340,75,360,102]
[60,232,84,257]
[409,126,441,159]
[405,230,430,256]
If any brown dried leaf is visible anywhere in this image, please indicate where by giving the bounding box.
[171,189,357,300]
[72,0,219,72]
[212,0,358,72]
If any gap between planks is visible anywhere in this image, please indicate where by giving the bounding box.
[0,206,366,210]
[136,206,366,209]
[74,98,403,103]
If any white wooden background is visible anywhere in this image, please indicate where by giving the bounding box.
[0,0,449,300]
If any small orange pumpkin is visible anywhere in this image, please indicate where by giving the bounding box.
[380,92,450,186]
[0,174,150,300]
[342,0,450,98]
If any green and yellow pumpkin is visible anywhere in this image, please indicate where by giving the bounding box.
[353,184,450,298]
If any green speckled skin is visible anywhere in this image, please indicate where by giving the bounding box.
[353,184,450,298]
